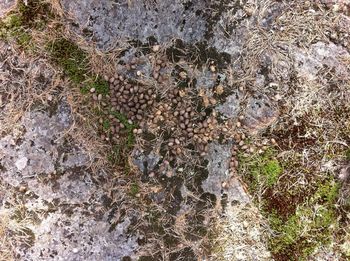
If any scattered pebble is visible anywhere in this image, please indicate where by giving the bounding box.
[152,45,160,52]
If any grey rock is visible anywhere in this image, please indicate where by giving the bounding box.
[243,96,278,135]
[217,91,242,119]
[132,148,160,174]
[61,0,208,49]
[0,101,139,260]
[202,142,250,204]
[293,42,350,81]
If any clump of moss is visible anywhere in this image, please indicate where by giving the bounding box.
[129,183,139,197]
[239,149,283,190]
[0,14,32,47]
[47,38,88,84]
[345,148,350,161]
[105,111,137,169]
[110,110,137,148]
[268,178,340,260]
[238,148,341,260]
[47,38,110,95]
[0,0,51,47]
[89,76,110,95]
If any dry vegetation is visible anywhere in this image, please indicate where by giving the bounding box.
[0,0,350,260]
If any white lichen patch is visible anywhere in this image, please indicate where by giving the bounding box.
[211,203,271,261]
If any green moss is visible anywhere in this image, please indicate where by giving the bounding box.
[88,76,109,95]
[268,178,340,259]
[239,147,341,259]
[102,119,110,131]
[15,30,32,47]
[7,14,23,28]
[262,159,283,187]
[47,38,88,84]
[0,0,51,47]
[106,110,136,170]
[129,183,139,197]
[312,179,340,203]
[346,148,350,160]
[110,110,137,148]
[238,148,283,190]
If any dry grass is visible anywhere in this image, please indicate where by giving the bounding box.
[1,0,350,260]
[0,211,14,261]
[211,203,271,261]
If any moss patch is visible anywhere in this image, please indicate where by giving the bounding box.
[238,149,283,190]
[47,38,109,95]
[0,0,51,48]
[268,178,340,260]
[47,38,88,84]
[238,148,341,260]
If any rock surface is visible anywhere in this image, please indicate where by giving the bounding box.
[0,101,139,260]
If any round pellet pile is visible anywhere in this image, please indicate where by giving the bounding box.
[90,50,263,175]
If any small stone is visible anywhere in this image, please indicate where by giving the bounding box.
[222,181,228,189]
[97,94,103,101]
[179,71,187,79]
[136,70,142,76]
[166,171,173,178]
[15,157,28,171]
[152,45,160,52]
[210,65,216,72]
[215,85,224,95]
[333,4,340,12]
[149,172,155,178]
[274,94,282,101]
[90,88,96,93]
[72,248,79,254]
[271,138,277,144]
[19,186,27,193]
[236,121,242,128]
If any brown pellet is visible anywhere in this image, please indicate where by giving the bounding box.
[176,147,182,154]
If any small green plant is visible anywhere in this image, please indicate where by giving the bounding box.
[89,77,109,95]
[47,38,88,84]
[110,110,137,148]
[346,148,350,161]
[102,119,110,131]
[262,159,283,187]
[268,178,340,260]
[129,183,139,197]
[0,0,51,47]
[238,148,283,190]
